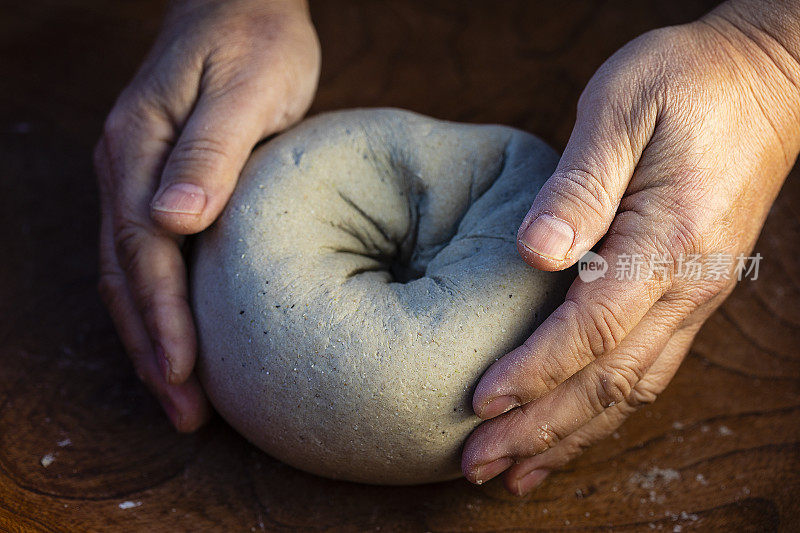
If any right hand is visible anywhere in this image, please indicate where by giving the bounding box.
[94,0,321,431]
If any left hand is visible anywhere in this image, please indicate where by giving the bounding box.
[462,0,800,495]
[94,0,320,431]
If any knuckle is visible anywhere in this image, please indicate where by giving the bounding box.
[513,409,563,455]
[617,181,715,261]
[216,15,285,49]
[628,386,659,408]
[593,369,636,410]
[699,277,736,305]
[504,408,562,457]
[102,98,149,142]
[131,357,155,388]
[203,65,259,101]
[102,106,130,139]
[112,218,149,274]
[528,301,609,393]
[548,168,615,223]
[576,77,621,114]
[202,45,281,100]
[522,337,571,394]
[101,97,163,148]
[613,400,640,418]
[541,355,575,393]
[167,136,231,177]
[664,251,736,310]
[638,185,714,260]
[667,282,723,311]
[661,209,706,259]
[573,298,629,357]
[97,273,124,309]
[626,377,662,408]
[562,433,594,460]
[531,422,562,454]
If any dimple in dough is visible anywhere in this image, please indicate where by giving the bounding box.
[191,108,571,485]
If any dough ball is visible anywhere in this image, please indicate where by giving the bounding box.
[191,109,571,484]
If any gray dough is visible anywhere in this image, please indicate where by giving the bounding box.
[192,109,571,485]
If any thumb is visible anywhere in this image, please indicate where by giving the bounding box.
[517,86,657,271]
[150,84,284,235]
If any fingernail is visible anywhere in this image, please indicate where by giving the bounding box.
[480,395,521,419]
[515,469,550,496]
[155,344,172,383]
[471,457,514,485]
[519,214,575,261]
[152,183,206,215]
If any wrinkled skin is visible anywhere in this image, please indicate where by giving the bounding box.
[94,0,320,431]
[95,0,800,494]
[462,1,800,494]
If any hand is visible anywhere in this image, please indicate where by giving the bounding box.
[462,0,800,493]
[94,0,320,431]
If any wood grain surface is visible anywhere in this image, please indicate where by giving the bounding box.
[1,1,798,531]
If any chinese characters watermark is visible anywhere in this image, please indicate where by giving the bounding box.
[577,252,762,283]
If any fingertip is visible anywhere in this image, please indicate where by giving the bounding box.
[164,405,206,434]
[464,456,514,485]
[473,344,530,419]
[473,364,519,418]
[173,402,211,433]
[517,213,578,270]
[507,468,550,496]
[162,376,212,433]
[461,420,515,485]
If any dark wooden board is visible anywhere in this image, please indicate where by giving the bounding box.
[1,1,798,530]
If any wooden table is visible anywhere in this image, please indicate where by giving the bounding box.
[2,1,798,530]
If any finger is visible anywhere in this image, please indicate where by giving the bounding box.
[97,144,210,431]
[475,231,674,419]
[150,72,290,235]
[98,262,211,432]
[504,325,697,495]
[504,405,631,495]
[464,297,686,484]
[516,71,658,270]
[101,109,198,385]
